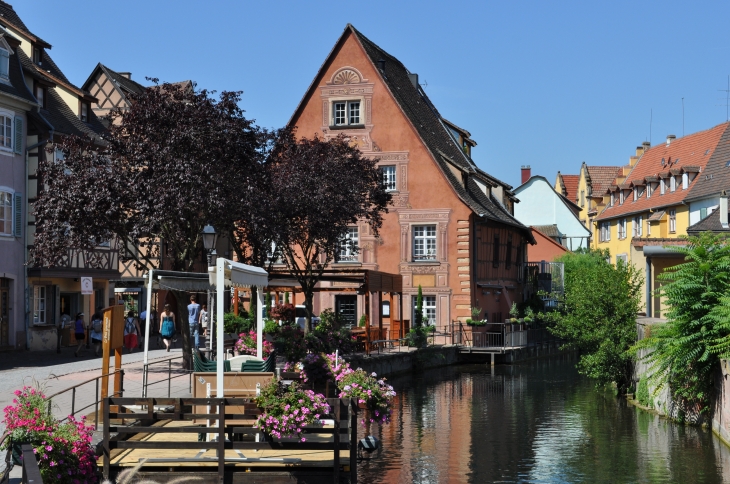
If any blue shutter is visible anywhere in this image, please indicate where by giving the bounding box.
[13,116,22,154]
[13,192,21,237]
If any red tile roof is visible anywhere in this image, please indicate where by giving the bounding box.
[587,166,622,196]
[561,175,579,204]
[596,122,730,221]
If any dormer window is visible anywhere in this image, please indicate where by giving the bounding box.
[80,102,88,122]
[32,47,41,65]
[647,184,652,198]
[610,193,615,207]
[34,84,45,108]
[633,187,637,201]
[332,100,361,127]
[619,190,625,204]
[0,47,8,80]
[670,176,676,192]
[682,172,688,189]
[660,178,666,195]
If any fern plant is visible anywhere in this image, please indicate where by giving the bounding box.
[633,233,730,416]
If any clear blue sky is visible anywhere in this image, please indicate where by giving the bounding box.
[19,0,730,188]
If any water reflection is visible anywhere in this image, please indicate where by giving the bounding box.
[358,355,730,483]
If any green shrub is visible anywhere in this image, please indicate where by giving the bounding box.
[264,319,279,334]
[637,378,652,408]
[224,312,252,334]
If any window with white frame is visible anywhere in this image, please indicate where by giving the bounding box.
[413,225,436,261]
[381,165,396,191]
[682,173,688,189]
[338,226,359,262]
[0,191,11,235]
[647,184,652,198]
[619,190,625,204]
[633,215,643,237]
[616,254,628,265]
[660,178,666,195]
[333,100,361,126]
[670,176,676,192]
[610,193,615,207]
[413,295,436,326]
[618,218,627,239]
[599,221,611,242]
[669,209,676,233]
[647,220,651,236]
[33,286,46,325]
[0,113,11,150]
[0,47,8,79]
[633,187,637,201]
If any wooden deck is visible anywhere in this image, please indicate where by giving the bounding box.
[100,397,358,483]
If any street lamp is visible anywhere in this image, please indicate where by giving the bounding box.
[202,224,218,265]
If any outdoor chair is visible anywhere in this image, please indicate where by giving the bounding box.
[194,351,230,372]
[240,351,277,373]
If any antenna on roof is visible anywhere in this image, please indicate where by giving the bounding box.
[719,75,730,122]
[420,80,428,89]
[649,108,652,145]
[682,97,685,137]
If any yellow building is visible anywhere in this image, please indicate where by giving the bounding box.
[594,123,730,317]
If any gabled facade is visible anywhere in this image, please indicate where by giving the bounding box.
[0,25,37,349]
[594,123,730,317]
[554,172,579,216]
[575,162,622,230]
[288,24,534,328]
[513,176,591,250]
[81,63,145,123]
[0,1,114,349]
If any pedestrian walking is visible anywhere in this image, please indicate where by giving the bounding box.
[160,304,176,352]
[73,312,86,357]
[123,311,142,353]
[187,295,201,350]
[200,304,209,337]
[90,310,103,356]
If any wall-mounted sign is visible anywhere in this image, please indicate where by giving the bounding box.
[81,277,93,295]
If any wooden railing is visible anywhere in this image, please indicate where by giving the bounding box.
[102,397,358,483]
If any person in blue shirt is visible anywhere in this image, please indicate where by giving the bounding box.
[187,295,201,349]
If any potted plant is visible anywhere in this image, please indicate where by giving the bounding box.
[509,302,520,323]
[1,386,99,483]
[329,359,396,425]
[255,380,331,442]
[235,330,274,359]
[523,307,534,325]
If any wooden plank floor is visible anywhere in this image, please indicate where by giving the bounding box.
[102,420,349,469]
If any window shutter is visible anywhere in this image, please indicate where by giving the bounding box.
[13,116,22,154]
[13,192,21,237]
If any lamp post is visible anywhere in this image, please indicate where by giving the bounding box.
[202,224,218,265]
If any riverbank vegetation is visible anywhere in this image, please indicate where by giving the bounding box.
[542,249,642,392]
[633,233,730,417]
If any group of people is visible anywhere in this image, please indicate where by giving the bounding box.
[70,294,210,357]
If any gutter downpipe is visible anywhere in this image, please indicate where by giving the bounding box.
[645,256,652,318]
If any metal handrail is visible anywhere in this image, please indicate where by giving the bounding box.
[369,338,408,354]
[142,355,192,398]
[21,445,42,484]
[46,369,124,428]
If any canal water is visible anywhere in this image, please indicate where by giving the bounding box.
[357,355,730,483]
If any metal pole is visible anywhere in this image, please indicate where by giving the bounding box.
[257,286,264,359]
[95,378,99,429]
[71,387,76,417]
[168,359,172,397]
[142,269,154,398]
[216,258,225,398]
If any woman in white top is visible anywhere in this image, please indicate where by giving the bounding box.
[199,304,209,337]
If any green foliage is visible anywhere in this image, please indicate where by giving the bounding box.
[509,302,519,318]
[471,307,482,319]
[224,312,252,334]
[265,292,272,317]
[415,285,424,328]
[264,319,280,334]
[543,248,642,391]
[284,292,290,304]
[637,378,652,408]
[318,308,341,331]
[359,314,367,327]
[633,233,730,415]
[406,326,429,347]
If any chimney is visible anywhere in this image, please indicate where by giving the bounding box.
[721,190,728,229]
[666,134,676,146]
[118,72,132,79]
[377,59,386,71]
[408,73,418,88]
[642,141,651,150]
[521,165,531,184]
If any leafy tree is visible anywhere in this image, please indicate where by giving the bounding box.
[31,81,263,369]
[543,249,642,391]
[265,131,391,333]
[634,233,730,416]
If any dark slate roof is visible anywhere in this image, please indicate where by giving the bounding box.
[102,65,145,95]
[38,49,71,85]
[0,1,51,47]
[17,47,54,84]
[347,25,529,235]
[687,209,730,234]
[41,87,105,138]
[0,41,37,105]
[532,224,562,238]
[686,124,730,202]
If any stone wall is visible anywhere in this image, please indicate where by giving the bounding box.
[344,346,459,378]
[713,360,730,445]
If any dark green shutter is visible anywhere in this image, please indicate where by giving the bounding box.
[13,192,21,237]
[13,116,22,154]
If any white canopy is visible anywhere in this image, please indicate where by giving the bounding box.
[140,259,268,399]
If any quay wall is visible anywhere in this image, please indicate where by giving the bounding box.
[345,346,459,378]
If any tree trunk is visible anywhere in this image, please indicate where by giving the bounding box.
[303,286,315,335]
[171,290,193,371]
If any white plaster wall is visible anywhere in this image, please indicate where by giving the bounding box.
[514,178,591,240]
[689,197,720,226]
